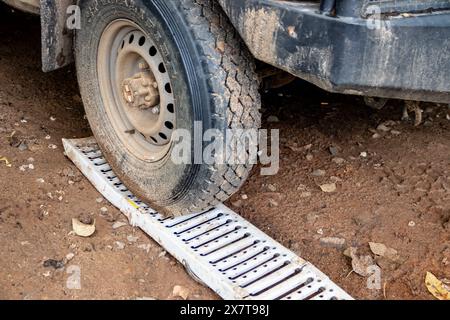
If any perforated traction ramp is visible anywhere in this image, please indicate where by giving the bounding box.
[63,137,353,300]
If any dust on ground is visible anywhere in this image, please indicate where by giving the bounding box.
[0,5,449,300]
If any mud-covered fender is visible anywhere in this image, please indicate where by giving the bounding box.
[40,0,76,72]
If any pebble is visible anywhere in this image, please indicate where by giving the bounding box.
[360,152,368,158]
[231,200,243,208]
[267,115,280,123]
[115,241,125,250]
[96,198,104,203]
[36,178,45,183]
[320,237,346,249]
[112,221,128,230]
[267,184,277,192]
[312,169,326,177]
[43,259,64,269]
[137,244,151,253]
[100,207,108,213]
[48,144,57,150]
[173,285,190,300]
[241,194,248,200]
[268,199,279,207]
[300,192,312,198]
[50,116,56,121]
[377,124,391,132]
[65,253,75,261]
[372,133,381,139]
[158,251,167,258]
[127,235,139,243]
[306,154,314,161]
[320,183,337,193]
[18,141,28,151]
[332,157,345,165]
[408,221,416,227]
[391,130,401,135]
[329,146,339,156]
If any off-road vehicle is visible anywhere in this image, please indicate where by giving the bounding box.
[3,0,450,215]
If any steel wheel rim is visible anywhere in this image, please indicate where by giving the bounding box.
[97,20,176,162]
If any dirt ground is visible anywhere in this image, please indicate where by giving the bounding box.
[0,6,449,300]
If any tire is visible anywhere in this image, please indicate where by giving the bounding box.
[75,0,261,216]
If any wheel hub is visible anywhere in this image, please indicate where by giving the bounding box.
[122,62,160,111]
[97,20,176,161]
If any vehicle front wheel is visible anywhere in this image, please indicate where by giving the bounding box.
[75,0,261,215]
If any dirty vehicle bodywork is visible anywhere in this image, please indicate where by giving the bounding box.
[6,0,450,103]
[218,0,450,103]
[3,0,450,216]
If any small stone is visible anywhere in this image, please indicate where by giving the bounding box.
[65,253,75,261]
[372,133,381,139]
[329,146,339,156]
[330,176,343,183]
[50,116,56,121]
[127,235,139,243]
[300,192,312,198]
[320,237,346,249]
[267,115,280,123]
[112,221,128,229]
[18,141,28,151]
[137,244,151,253]
[377,124,390,132]
[158,251,167,258]
[43,259,64,270]
[100,207,108,213]
[28,164,35,170]
[391,130,401,136]
[241,194,248,200]
[45,135,51,140]
[36,178,45,183]
[320,183,337,193]
[306,154,314,161]
[231,200,243,208]
[360,152,368,158]
[317,228,324,235]
[312,169,326,177]
[115,241,125,250]
[48,144,58,150]
[268,199,279,207]
[267,184,277,192]
[332,157,345,165]
[96,198,104,203]
[408,221,416,227]
[173,285,190,300]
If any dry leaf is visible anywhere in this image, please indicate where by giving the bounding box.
[425,272,450,300]
[72,218,96,237]
[344,247,374,277]
[369,242,399,261]
[0,157,12,167]
[173,285,190,300]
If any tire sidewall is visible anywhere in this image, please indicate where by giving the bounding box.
[76,0,213,208]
